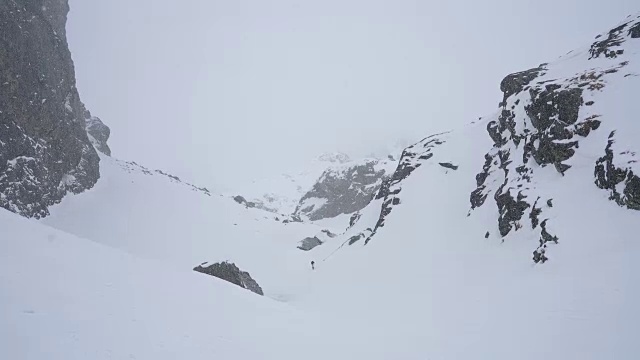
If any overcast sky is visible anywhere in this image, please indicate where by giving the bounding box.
[67,0,637,190]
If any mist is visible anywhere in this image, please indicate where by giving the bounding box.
[67,0,637,190]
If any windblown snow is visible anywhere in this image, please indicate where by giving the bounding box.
[2,12,640,360]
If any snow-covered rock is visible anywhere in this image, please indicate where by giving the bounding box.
[297,236,323,251]
[0,0,106,218]
[85,110,111,156]
[294,158,397,221]
[3,7,640,360]
[193,261,264,295]
[469,15,640,262]
[321,14,640,266]
[231,151,400,219]
[0,1,103,217]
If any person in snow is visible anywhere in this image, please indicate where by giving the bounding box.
[311,261,315,270]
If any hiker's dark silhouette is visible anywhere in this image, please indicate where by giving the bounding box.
[311,261,315,270]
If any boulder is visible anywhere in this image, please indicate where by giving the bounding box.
[193,262,263,295]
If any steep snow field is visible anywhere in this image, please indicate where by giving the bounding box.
[4,134,638,359]
[3,13,640,360]
[0,210,379,360]
[228,153,357,215]
[41,155,335,300]
[229,151,398,216]
[302,121,640,359]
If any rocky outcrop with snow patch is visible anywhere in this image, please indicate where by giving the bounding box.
[347,133,449,245]
[322,15,640,264]
[298,236,323,251]
[469,15,640,262]
[232,195,279,213]
[297,229,336,251]
[0,0,106,218]
[293,159,396,221]
[193,261,264,295]
[85,110,111,156]
[116,159,211,196]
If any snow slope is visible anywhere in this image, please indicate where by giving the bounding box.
[40,155,333,300]
[294,14,640,358]
[230,151,402,216]
[0,209,380,360]
[301,121,640,359]
[229,153,357,215]
[3,12,640,360]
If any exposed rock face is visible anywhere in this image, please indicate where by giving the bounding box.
[294,159,393,221]
[499,65,546,101]
[469,16,640,262]
[438,162,458,170]
[233,195,256,208]
[341,133,448,247]
[362,134,447,245]
[115,159,211,196]
[296,229,337,251]
[232,194,279,213]
[0,0,107,218]
[85,111,111,156]
[594,131,640,210]
[297,236,323,251]
[193,261,263,295]
[339,15,640,264]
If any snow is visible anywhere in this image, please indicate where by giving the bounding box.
[229,153,398,215]
[6,156,35,167]
[0,209,374,360]
[299,120,640,359]
[41,155,332,300]
[59,174,76,187]
[296,196,327,211]
[2,14,640,360]
[64,94,73,112]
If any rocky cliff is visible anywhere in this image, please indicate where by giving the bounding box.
[333,15,640,263]
[0,0,108,218]
[469,16,640,262]
[293,159,396,221]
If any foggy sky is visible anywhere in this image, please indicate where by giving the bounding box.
[67,0,637,190]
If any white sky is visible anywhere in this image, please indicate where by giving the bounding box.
[67,0,637,190]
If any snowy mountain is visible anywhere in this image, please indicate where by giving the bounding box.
[0,0,106,218]
[293,157,396,221]
[2,3,640,359]
[0,209,377,360]
[230,151,399,220]
[228,159,334,216]
[313,14,640,264]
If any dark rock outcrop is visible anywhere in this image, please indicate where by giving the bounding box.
[499,65,546,101]
[468,16,640,262]
[232,194,281,213]
[0,0,107,217]
[193,261,263,295]
[594,131,640,210]
[363,133,447,245]
[438,162,458,170]
[297,236,323,251]
[589,20,634,59]
[233,195,256,208]
[294,160,391,221]
[85,110,111,156]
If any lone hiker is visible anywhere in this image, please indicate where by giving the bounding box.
[311,261,315,270]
